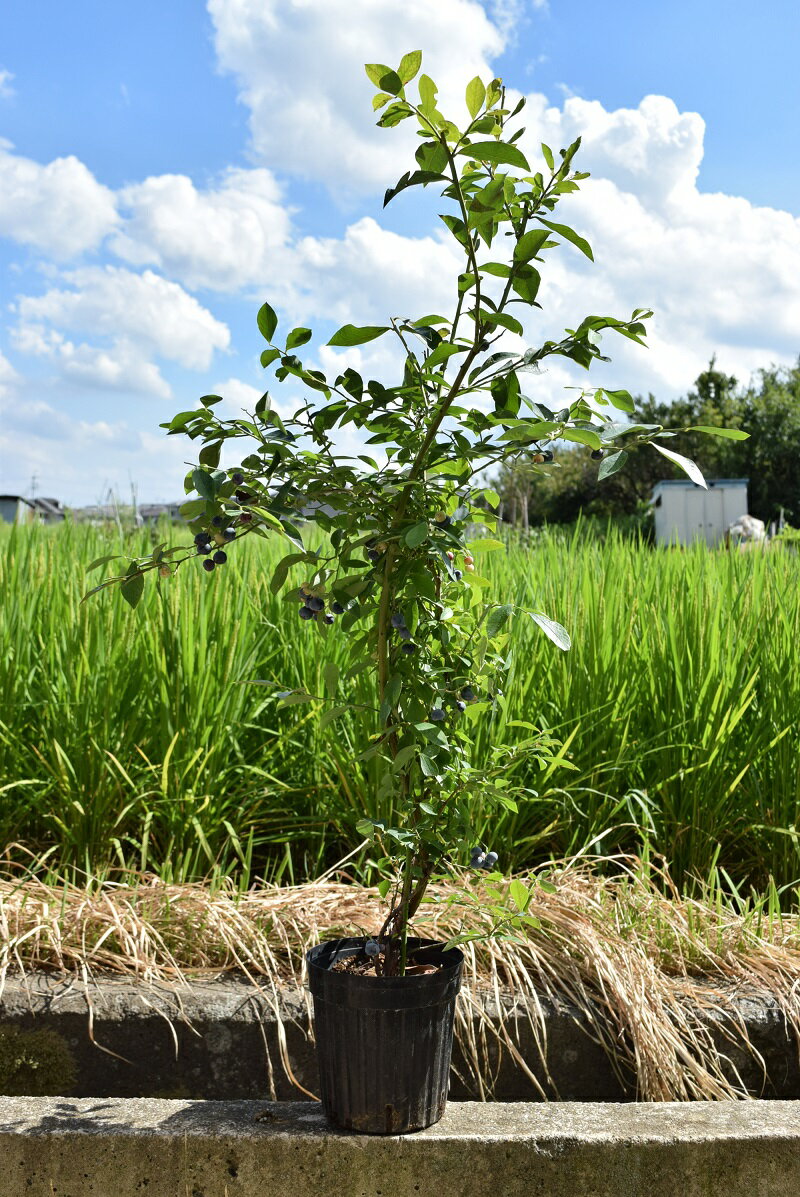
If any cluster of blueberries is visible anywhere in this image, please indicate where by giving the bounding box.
[297,587,344,624]
[194,517,236,573]
[470,846,499,870]
[390,610,417,655]
[429,685,475,724]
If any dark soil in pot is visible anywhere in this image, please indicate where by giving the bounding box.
[307,936,463,1134]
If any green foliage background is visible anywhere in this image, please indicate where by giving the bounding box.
[3,520,799,894]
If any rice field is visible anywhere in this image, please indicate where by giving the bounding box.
[1,519,799,893]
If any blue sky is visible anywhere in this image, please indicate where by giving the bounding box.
[1,0,798,504]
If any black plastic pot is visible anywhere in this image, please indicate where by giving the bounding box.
[306,936,463,1135]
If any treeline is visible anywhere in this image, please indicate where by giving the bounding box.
[497,357,800,528]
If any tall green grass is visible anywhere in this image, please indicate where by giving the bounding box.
[1,520,798,891]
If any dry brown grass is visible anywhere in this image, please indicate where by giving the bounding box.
[1,855,799,1101]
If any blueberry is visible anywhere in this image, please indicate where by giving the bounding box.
[470,847,484,859]
[367,549,380,563]
[213,550,227,565]
[456,700,466,713]
[390,612,406,629]
[299,606,315,620]
[211,515,224,528]
[323,613,335,625]
[471,851,486,868]
[238,512,253,524]
[398,627,412,641]
[454,569,463,581]
[364,940,380,958]
[401,643,416,654]
[235,489,250,504]
[542,450,554,463]
[223,527,236,541]
[482,851,499,869]
[194,532,210,546]
[591,448,604,460]
[307,595,325,612]
[197,543,212,555]
[232,472,244,485]
[202,559,215,573]
[331,601,345,615]
[430,708,446,722]
[461,686,475,701]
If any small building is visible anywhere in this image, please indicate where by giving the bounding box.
[651,479,748,547]
[0,495,65,525]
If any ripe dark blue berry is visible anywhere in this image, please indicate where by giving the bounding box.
[364,940,380,958]
[456,700,466,713]
[194,532,210,545]
[299,606,315,620]
[591,448,604,460]
[211,515,224,528]
[401,642,416,654]
[213,550,227,565]
[331,601,345,615]
[430,708,446,722]
[542,450,554,463]
[323,613,335,625]
[471,851,486,868]
[398,627,412,641]
[307,595,325,612]
[390,612,406,629]
[454,569,463,581]
[232,472,244,485]
[470,846,483,859]
[483,851,499,869]
[197,543,212,555]
[461,686,475,701]
[235,489,250,504]
[223,527,236,541]
[367,549,380,563]
[202,559,215,573]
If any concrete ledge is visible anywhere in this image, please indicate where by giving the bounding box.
[1,973,798,1102]
[0,1098,799,1196]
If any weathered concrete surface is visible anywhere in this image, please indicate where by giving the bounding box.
[0,1098,799,1197]
[0,973,798,1102]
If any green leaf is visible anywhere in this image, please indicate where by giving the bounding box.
[560,428,602,450]
[320,706,350,729]
[260,348,280,369]
[465,75,486,119]
[509,879,530,911]
[179,498,207,520]
[537,218,594,261]
[356,817,378,838]
[278,691,315,706]
[323,661,339,698]
[404,521,429,549]
[377,878,392,899]
[191,469,216,501]
[86,554,122,575]
[364,63,403,95]
[257,301,278,342]
[397,50,422,84]
[286,327,312,351]
[418,74,438,112]
[652,442,707,489]
[597,449,629,479]
[419,755,437,778]
[529,612,571,651]
[392,745,418,773]
[487,603,514,638]
[120,566,145,610]
[514,229,550,262]
[458,140,530,171]
[327,324,390,347]
[601,389,635,413]
[687,425,749,440]
[541,142,555,171]
[466,538,505,553]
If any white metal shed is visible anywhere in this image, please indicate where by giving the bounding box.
[651,479,748,547]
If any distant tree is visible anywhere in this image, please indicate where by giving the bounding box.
[504,357,800,528]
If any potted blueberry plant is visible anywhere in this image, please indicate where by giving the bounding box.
[88,52,734,1134]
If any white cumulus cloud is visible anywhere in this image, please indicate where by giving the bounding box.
[0,139,118,258]
[12,267,230,382]
[207,0,505,188]
[112,167,292,292]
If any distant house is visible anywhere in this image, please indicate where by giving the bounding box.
[0,495,65,525]
[651,479,748,547]
[138,503,184,524]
